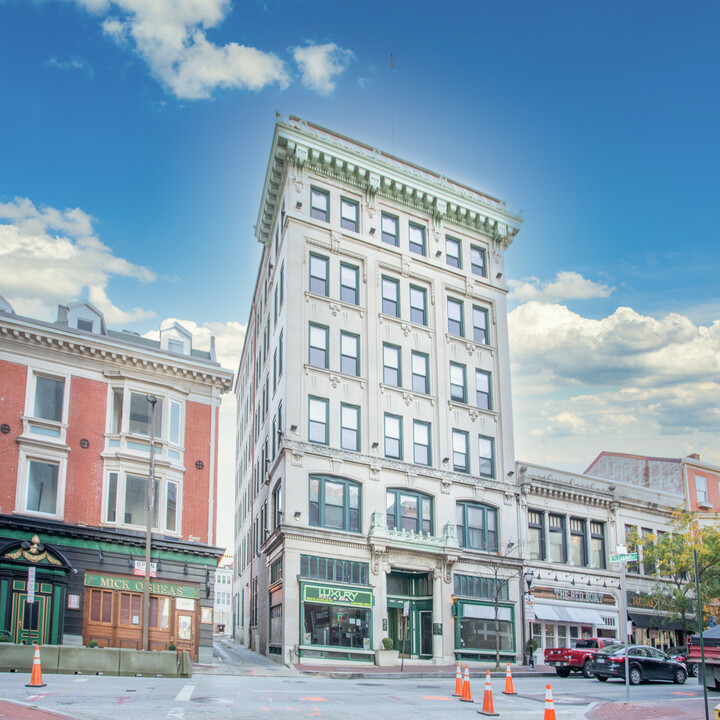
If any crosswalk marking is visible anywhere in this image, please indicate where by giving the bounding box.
[174,684,196,702]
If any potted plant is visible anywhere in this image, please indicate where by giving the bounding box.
[374,637,399,666]
[87,640,99,648]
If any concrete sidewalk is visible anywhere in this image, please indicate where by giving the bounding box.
[586,697,712,719]
[0,699,75,720]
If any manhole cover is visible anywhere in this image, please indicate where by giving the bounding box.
[191,697,234,704]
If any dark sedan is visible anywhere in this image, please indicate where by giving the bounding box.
[588,644,687,685]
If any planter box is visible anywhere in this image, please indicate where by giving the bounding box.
[374,649,399,667]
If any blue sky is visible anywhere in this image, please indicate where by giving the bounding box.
[3,0,720,543]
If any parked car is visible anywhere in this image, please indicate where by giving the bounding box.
[588,644,687,685]
[544,638,617,678]
[665,645,698,677]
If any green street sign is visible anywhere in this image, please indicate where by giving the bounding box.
[609,552,638,563]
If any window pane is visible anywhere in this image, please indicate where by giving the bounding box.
[385,415,401,458]
[410,287,426,325]
[386,492,396,529]
[129,393,163,437]
[448,299,463,336]
[470,246,486,277]
[446,237,461,268]
[476,370,491,410]
[381,214,398,246]
[400,494,418,531]
[324,481,344,529]
[112,389,123,433]
[411,353,428,393]
[34,376,64,422]
[382,278,399,316]
[383,345,400,385]
[478,436,494,478]
[453,430,468,471]
[473,306,488,344]
[166,481,177,532]
[309,255,328,295]
[309,478,319,525]
[106,472,118,522]
[309,325,328,367]
[450,363,466,402]
[409,224,425,255]
[27,460,58,514]
[311,189,328,221]
[309,398,327,444]
[413,421,430,465]
[169,400,181,444]
[341,333,358,376]
[340,265,358,304]
[341,199,358,232]
[341,405,359,451]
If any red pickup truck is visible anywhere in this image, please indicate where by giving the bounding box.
[544,638,618,677]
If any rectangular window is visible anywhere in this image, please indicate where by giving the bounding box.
[309,475,360,532]
[549,514,566,563]
[409,285,427,325]
[528,510,545,561]
[384,414,402,459]
[308,397,329,445]
[273,483,282,528]
[570,518,587,566]
[449,362,466,403]
[124,474,159,528]
[387,490,432,534]
[470,245,486,277]
[340,404,360,451]
[27,459,59,514]
[278,331,284,377]
[473,306,489,345]
[447,298,464,336]
[381,276,400,317]
[478,435,495,479]
[111,389,123,433]
[279,263,285,305]
[340,332,359,376]
[642,527,655,575]
[383,344,401,386]
[340,263,359,305]
[411,352,429,394]
[452,429,469,472]
[591,521,605,568]
[457,503,498,551]
[446,236,461,268]
[309,323,329,368]
[381,213,398,246]
[408,223,426,256]
[129,393,163,437]
[696,475,708,504]
[310,188,329,222]
[475,370,491,410]
[309,254,329,296]
[106,472,118,523]
[169,400,182,445]
[625,524,639,573]
[34,376,64,422]
[413,421,431,466]
[340,198,359,232]
[166,481,178,532]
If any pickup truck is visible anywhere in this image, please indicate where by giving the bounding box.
[544,638,618,677]
[688,626,720,689]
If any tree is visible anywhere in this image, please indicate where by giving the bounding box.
[635,511,720,631]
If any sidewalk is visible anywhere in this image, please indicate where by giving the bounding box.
[0,699,74,720]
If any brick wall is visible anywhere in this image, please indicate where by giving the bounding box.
[184,400,212,542]
[0,359,28,513]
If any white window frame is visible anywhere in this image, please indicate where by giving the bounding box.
[25,369,70,442]
[16,447,67,519]
[696,475,708,505]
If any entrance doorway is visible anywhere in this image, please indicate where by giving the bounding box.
[173,598,197,658]
[386,571,433,659]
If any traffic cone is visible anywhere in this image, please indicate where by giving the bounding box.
[453,661,463,696]
[477,669,498,716]
[543,684,557,720]
[502,661,516,695]
[25,644,46,688]
[459,664,473,702]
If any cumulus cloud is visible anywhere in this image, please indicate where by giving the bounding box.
[0,197,155,322]
[293,43,354,95]
[509,270,615,303]
[46,56,94,76]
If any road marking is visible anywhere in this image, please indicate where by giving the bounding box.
[422,696,450,700]
[74,678,89,682]
[174,684,196,702]
[167,708,185,719]
[299,697,328,701]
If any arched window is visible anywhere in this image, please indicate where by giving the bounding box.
[456,502,498,551]
[309,476,361,533]
[386,489,433,534]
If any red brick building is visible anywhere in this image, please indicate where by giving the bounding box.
[0,297,232,661]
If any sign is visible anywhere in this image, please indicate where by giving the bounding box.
[526,606,535,622]
[26,567,35,604]
[302,583,373,608]
[134,560,157,577]
[84,573,200,598]
[610,552,638,563]
[433,623,443,635]
[627,592,658,610]
[403,601,410,617]
[532,586,616,606]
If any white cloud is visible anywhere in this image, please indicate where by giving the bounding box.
[293,42,354,95]
[0,197,155,321]
[46,56,94,76]
[509,270,615,303]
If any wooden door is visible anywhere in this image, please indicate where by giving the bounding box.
[173,598,197,661]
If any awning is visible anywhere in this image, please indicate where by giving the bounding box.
[533,604,606,625]
[628,611,688,631]
[462,604,512,622]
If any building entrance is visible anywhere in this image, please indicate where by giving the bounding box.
[386,570,433,659]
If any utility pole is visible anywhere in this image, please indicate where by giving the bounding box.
[142,395,157,652]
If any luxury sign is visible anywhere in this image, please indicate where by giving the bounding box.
[303,584,373,608]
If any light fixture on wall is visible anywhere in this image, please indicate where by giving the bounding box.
[435,250,442,258]
[296,201,302,209]
[442,457,450,465]
[205,569,211,598]
[183,563,189,575]
[128,555,133,568]
[98,549,104,562]
[372,442,379,450]
[369,227,376,235]
[290,425,298,433]
[496,272,503,279]
[507,471,515,478]
[157,560,163,572]
[294,511,301,520]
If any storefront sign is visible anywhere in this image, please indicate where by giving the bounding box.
[133,560,157,577]
[532,585,616,606]
[302,583,372,608]
[85,573,200,599]
[627,592,658,610]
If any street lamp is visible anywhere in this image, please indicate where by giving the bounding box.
[142,395,157,652]
[524,570,535,669]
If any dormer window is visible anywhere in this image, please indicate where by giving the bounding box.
[77,318,94,332]
[159,322,192,356]
[168,340,184,354]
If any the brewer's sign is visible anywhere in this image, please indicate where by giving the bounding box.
[303,584,372,608]
[85,573,200,599]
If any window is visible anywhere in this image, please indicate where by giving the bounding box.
[475,370,491,410]
[447,298,464,336]
[696,475,708,504]
[409,285,427,325]
[340,404,360,451]
[106,472,118,522]
[478,435,495,478]
[169,400,182,444]
[591,521,605,568]
[278,331,284,377]
[625,524,639,573]
[111,389,123,433]
[384,414,403,459]
[273,483,283,528]
[446,236,461,268]
[279,263,285,305]
[381,276,400,316]
[386,489,432,534]
[310,188,329,221]
[166,481,178,533]
[383,344,401,386]
[124,474,159,528]
[411,352,429,394]
[341,198,359,232]
[470,245,486,277]
[449,362,466,402]
[570,518,587,566]
[33,376,64,422]
[549,514,566,563]
[457,502,498,551]
[129,393,163,437]
[77,318,94,332]
[309,254,329,296]
[168,340,184,354]
[408,223,426,255]
[26,459,59,514]
[309,475,360,532]
[642,527,655,575]
[452,429,469,472]
[529,510,545,561]
[473,306,489,344]
[340,332,359,376]
[413,421,431,465]
[308,397,328,445]
[300,554,369,584]
[309,324,329,368]
[381,213,398,246]
[340,263,359,305]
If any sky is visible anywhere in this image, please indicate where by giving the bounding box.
[2,0,720,548]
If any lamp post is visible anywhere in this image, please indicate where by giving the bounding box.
[523,570,534,669]
[142,395,157,652]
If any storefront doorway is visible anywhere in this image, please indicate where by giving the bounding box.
[386,571,432,659]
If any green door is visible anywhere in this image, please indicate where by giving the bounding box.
[12,592,49,645]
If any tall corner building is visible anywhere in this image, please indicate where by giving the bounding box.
[233,117,523,665]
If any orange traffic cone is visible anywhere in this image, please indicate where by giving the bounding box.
[543,683,557,720]
[25,644,46,688]
[453,661,463,696]
[502,661,516,695]
[477,669,498,716]
[459,664,473,702]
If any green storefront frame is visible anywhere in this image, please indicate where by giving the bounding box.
[453,599,517,661]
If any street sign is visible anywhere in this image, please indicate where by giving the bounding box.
[609,552,638,563]
[27,566,36,604]
[403,600,410,617]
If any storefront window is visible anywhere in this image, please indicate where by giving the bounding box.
[149,596,170,629]
[545,624,555,648]
[303,603,370,649]
[557,625,567,648]
[532,623,542,651]
[459,618,513,652]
